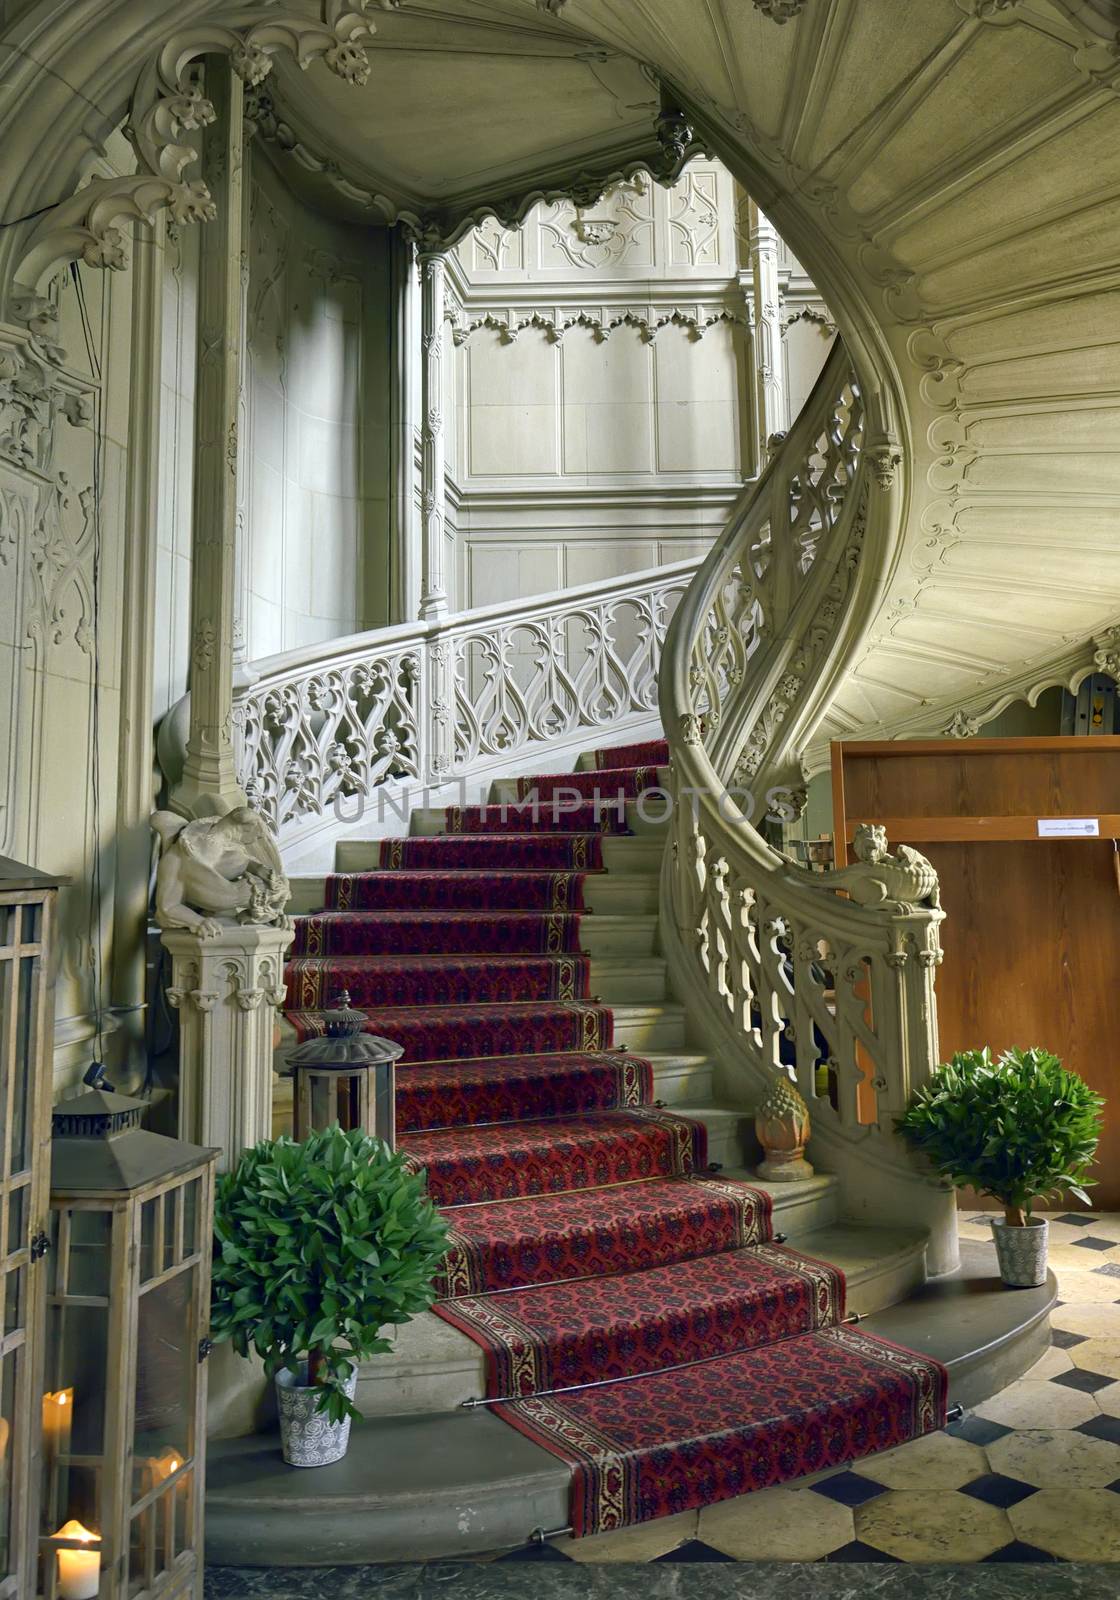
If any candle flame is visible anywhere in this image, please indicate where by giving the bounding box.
[55,1520,98,1545]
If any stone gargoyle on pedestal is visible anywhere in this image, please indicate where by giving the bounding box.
[151,806,291,937]
[827,822,940,912]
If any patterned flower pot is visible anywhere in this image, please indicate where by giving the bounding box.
[990,1216,1048,1288]
[275,1362,358,1467]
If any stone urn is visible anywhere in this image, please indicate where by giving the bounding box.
[990,1216,1049,1288]
[755,1072,814,1181]
[275,1361,358,1467]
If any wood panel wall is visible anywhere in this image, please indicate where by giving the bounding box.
[833,738,1120,1212]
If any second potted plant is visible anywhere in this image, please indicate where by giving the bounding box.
[897,1045,1103,1288]
[210,1124,448,1466]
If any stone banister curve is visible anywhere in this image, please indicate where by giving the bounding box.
[658,338,956,1270]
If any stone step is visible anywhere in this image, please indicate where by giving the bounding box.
[275,1000,690,1063]
[588,956,668,1003]
[271,1047,715,1133]
[350,1212,917,1422]
[210,1234,1055,1569]
[489,770,671,809]
[286,871,662,919]
[287,914,660,961]
[409,797,672,837]
[333,834,664,877]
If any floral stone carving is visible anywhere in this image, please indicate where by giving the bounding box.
[828,823,940,912]
[755,1072,813,1181]
[151,807,291,938]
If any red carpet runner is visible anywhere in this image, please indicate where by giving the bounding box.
[285,735,948,1542]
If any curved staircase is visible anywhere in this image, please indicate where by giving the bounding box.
[204,342,1056,1566]
[202,735,1045,1565]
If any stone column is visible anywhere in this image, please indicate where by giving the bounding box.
[163,923,292,1170]
[110,216,163,1088]
[232,130,256,689]
[418,249,449,621]
[748,202,787,459]
[390,229,421,622]
[176,62,247,817]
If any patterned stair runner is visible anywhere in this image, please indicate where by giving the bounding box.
[284,734,948,1542]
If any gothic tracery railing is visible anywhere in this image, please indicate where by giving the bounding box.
[231,562,695,840]
[660,340,945,1162]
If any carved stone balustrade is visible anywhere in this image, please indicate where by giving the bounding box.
[659,341,958,1274]
[209,561,698,858]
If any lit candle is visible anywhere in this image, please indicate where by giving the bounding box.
[53,1520,100,1600]
[146,1447,183,1487]
[42,1389,73,1461]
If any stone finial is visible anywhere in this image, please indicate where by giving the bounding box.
[755,1072,813,1181]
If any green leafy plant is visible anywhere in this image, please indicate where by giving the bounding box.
[210,1126,448,1422]
[896,1046,1104,1227]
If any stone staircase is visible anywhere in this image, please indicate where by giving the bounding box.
[206,736,1051,1565]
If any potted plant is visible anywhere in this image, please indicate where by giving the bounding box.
[897,1046,1103,1288]
[210,1125,448,1466]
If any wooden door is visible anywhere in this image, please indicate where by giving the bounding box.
[833,738,1120,1211]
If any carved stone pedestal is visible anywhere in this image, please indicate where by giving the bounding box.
[162,923,292,1170]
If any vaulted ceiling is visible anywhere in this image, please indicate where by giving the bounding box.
[263,1,663,224]
[270,0,1120,755]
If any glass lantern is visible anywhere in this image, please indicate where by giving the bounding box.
[0,857,66,1600]
[286,991,402,1146]
[39,1090,217,1600]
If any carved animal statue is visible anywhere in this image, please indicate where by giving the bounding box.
[829,822,940,911]
[151,807,291,939]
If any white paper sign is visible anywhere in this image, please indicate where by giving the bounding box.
[1036,817,1100,838]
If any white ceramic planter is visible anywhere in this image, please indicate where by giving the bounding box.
[275,1361,358,1467]
[991,1216,1049,1288]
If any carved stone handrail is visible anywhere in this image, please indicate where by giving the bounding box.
[659,340,948,1183]
[220,560,698,846]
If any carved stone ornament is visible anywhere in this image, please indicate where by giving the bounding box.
[827,823,941,912]
[9,2,381,311]
[755,1071,814,1181]
[944,708,982,739]
[752,0,808,21]
[1092,624,1120,680]
[571,215,618,247]
[151,807,291,939]
[868,438,903,490]
[0,339,92,471]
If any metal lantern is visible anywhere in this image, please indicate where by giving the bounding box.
[286,992,402,1146]
[0,857,66,1600]
[39,1091,218,1600]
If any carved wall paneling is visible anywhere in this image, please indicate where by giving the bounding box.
[441,157,811,613]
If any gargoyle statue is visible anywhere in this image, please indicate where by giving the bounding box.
[828,822,940,912]
[151,806,291,939]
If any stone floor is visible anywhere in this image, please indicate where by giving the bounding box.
[204,1209,1120,1592]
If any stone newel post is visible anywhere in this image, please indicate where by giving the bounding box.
[152,807,292,1170]
[163,923,292,1169]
